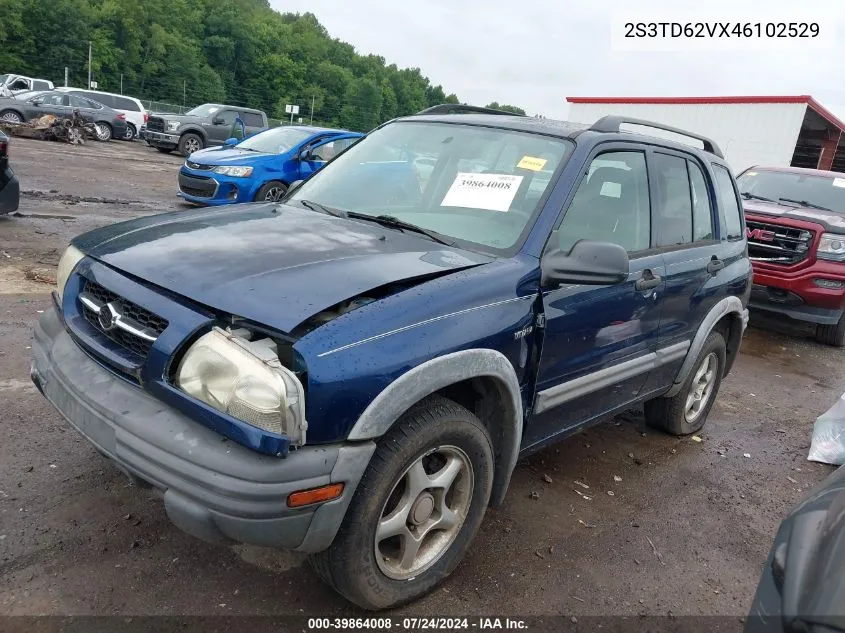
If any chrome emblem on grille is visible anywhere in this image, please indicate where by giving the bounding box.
[97,302,120,331]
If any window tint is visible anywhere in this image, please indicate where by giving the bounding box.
[241,112,263,127]
[215,110,238,125]
[653,153,692,247]
[41,93,66,106]
[72,91,110,107]
[712,165,743,239]
[310,137,358,161]
[559,151,651,254]
[32,80,50,90]
[688,162,714,241]
[69,95,97,109]
[113,96,140,111]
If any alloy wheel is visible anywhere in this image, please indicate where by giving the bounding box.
[685,352,718,423]
[375,445,473,580]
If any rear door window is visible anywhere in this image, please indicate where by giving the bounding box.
[32,80,51,90]
[688,162,715,241]
[113,96,139,111]
[652,153,693,247]
[712,164,744,240]
[241,112,264,127]
[69,95,98,109]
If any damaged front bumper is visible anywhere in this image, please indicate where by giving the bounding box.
[31,304,375,552]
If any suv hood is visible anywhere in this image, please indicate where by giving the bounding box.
[73,203,492,333]
[743,200,845,233]
[187,147,277,166]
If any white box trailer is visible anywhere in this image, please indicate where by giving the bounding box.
[566,96,845,174]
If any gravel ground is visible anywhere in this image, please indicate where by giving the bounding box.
[0,137,842,618]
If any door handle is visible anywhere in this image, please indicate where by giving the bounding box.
[634,270,662,291]
[706,257,725,274]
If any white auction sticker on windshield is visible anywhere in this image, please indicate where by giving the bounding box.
[833,178,845,188]
[441,173,524,212]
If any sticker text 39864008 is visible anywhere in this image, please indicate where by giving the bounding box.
[440,172,524,212]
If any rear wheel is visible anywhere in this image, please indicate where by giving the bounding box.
[94,122,112,141]
[309,395,494,610]
[815,314,845,347]
[178,133,203,156]
[123,123,136,141]
[645,331,726,436]
[0,110,23,124]
[254,181,288,202]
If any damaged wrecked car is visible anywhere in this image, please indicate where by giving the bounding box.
[31,108,751,609]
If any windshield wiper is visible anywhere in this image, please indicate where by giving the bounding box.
[779,197,832,212]
[298,199,348,217]
[346,213,456,246]
[741,192,777,203]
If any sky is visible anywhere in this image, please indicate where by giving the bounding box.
[269,0,845,121]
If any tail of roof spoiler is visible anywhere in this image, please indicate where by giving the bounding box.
[415,104,527,117]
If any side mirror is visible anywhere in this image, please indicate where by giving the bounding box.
[298,150,313,162]
[223,137,238,147]
[541,234,629,287]
[212,116,224,125]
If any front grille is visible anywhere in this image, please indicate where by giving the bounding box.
[146,117,165,133]
[185,160,213,171]
[178,172,217,198]
[746,219,814,265]
[79,280,168,359]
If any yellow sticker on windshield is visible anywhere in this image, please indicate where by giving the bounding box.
[517,156,548,171]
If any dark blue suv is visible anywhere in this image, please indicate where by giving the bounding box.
[31,110,751,609]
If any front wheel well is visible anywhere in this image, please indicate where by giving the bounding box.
[435,376,517,507]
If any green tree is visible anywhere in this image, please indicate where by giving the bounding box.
[485,102,526,115]
[0,0,527,127]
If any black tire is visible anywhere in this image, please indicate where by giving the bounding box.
[309,395,494,610]
[94,122,112,141]
[815,314,845,347]
[155,146,173,154]
[178,133,204,157]
[645,331,726,436]
[0,110,23,124]
[254,181,288,202]
[123,123,136,141]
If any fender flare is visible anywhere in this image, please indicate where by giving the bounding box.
[179,127,207,143]
[347,349,523,506]
[664,296,746,398]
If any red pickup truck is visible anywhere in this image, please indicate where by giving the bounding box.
[737,166,845,346]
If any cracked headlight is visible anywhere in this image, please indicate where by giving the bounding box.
[176,327,307,446]
[165,120,180,132]
[213,165,253,177]
[56,245,84,302]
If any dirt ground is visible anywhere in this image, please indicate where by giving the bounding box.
[0,138,842,618]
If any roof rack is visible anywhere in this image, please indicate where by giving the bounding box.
[589,116,724,158]
[415,104,526,117]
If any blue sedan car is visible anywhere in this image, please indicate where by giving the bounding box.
[177,126,363,205]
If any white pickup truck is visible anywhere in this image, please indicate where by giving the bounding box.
[0,74,55,97]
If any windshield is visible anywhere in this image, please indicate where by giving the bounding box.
[237,126,313,154]
[185,104,221,117]
[737,169,845,213]
[0,75,7,85]
[289,121,572,254]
